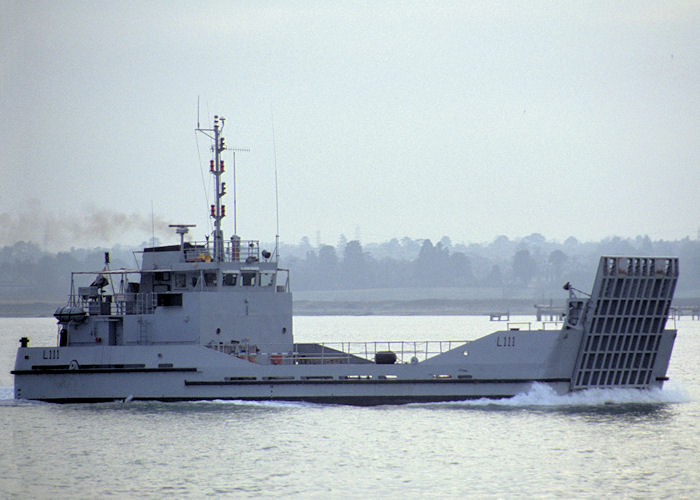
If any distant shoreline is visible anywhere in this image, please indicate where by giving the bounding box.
[3,297,699,318]
[0,302,63,318]
[293,299,540,316]
[0,298,540,318]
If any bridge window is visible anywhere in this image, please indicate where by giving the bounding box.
[242,271,257,286]
[175,273,187,289]
[154,271,171,282]
[204,272,217,287]
[223,272,238,286]
[260,272,276,287]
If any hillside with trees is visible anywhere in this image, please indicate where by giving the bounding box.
[1,233,699,315]
[280,233,700,297]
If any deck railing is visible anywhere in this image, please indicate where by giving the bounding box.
[207,340,471,365]
[311,340,469,363]
[184,239,262,263]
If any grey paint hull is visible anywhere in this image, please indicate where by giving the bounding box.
[13,324,676,405]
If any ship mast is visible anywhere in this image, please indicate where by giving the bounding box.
[196,114,249,262]
[196,115,227,262]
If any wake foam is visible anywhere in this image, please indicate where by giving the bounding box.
[447,381,691,408]
[194,399,320,409]
[0,386,51,406]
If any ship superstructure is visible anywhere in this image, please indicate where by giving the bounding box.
[12,116,679,404]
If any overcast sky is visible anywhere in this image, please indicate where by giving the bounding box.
[2,1,699,251]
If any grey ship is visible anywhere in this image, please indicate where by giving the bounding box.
[13,116,679,404]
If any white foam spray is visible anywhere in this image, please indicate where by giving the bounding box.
[200,399,320,409]
[441,381,691,408]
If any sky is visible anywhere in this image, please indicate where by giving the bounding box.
[2,1,699,251]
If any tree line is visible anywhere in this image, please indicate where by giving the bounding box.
[279,233,700,296]
[1,233,699,301]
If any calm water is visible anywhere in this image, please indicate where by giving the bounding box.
[1,316,698,499]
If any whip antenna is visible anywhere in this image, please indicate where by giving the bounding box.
[151,200,155,247]
[272,110,280,261]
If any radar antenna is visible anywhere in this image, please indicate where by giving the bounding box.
[169,224,196,250]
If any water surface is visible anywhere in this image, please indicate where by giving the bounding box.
[1,316,698,498]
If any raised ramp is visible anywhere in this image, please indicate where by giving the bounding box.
[571,256,678,390]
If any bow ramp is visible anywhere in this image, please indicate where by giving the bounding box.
[569,256,678,390]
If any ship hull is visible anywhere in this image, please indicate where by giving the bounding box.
[12,325,675,405]
[13,369,573,405]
